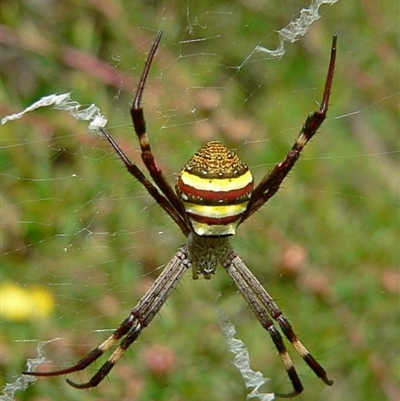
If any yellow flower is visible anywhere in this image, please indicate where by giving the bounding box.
[0,282,54,321]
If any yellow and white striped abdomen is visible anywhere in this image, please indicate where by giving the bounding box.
[175,141,254,236]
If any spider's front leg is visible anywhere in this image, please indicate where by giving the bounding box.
[23,247,190,389]
[241,34,337,224]
[128,31,188,222]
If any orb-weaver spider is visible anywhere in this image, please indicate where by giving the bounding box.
[24,31,337,397]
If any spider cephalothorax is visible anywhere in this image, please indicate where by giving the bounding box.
[25,32,337,397]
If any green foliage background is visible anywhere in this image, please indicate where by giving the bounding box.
[1,1,398,401]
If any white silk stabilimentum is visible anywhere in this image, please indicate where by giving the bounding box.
[218,310,275,401]
[2,93,107,135]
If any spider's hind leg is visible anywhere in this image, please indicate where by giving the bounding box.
[24,247,190,389]
[223,251,333,397]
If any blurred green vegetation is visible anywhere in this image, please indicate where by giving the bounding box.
[1,2,398,401]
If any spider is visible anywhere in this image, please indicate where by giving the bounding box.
[24,31,337,398]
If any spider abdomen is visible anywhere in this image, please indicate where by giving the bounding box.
[175,141,253,236]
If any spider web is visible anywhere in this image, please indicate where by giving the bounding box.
[1,1,399,401]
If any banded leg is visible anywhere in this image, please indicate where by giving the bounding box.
[99,32,190,236]
[240,34,337,224]
[23,246,190,389]
[101,127,190,236]
[129,31,188,220]
[223,251,333,398]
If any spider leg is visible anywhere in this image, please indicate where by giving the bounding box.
[223,251,333,398]
[129,31,188,220]
[240,34,337,224]
[101,127,190,236]
[99,32,190,236]
[66,322,144,388]
[24,246,190,389]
